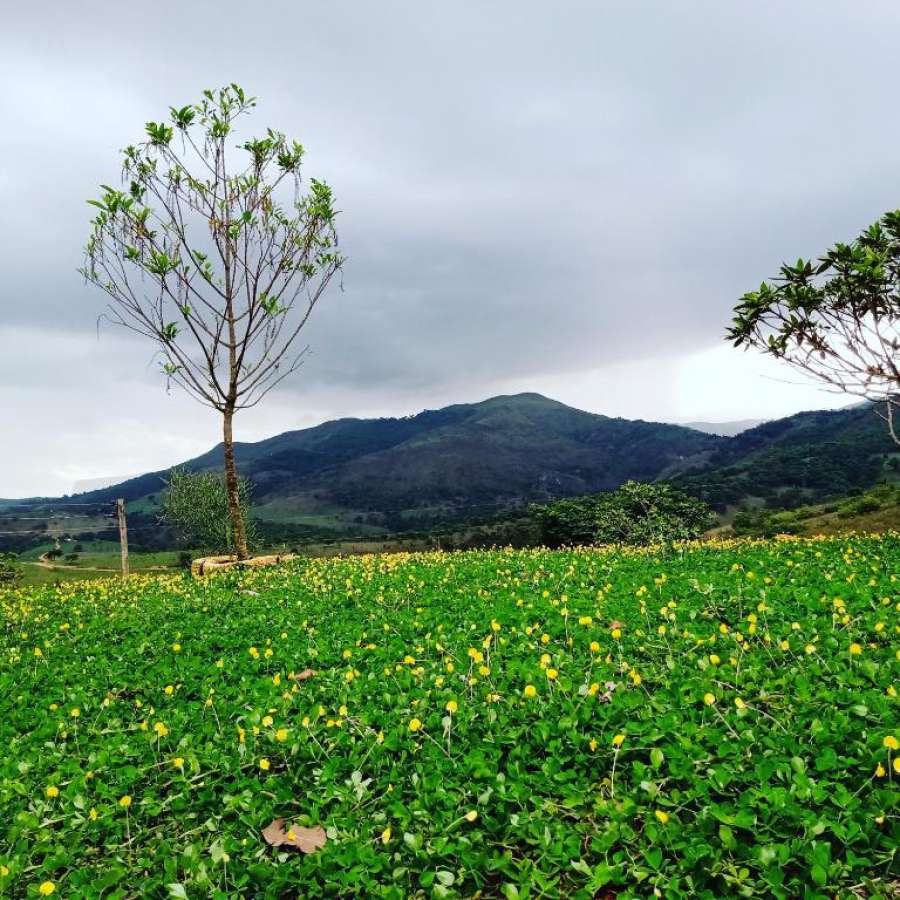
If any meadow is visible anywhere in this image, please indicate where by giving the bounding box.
[0,537,897,898]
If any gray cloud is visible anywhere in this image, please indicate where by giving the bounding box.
[1,1,898,494]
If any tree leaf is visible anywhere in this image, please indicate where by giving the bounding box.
[262,818,326,854]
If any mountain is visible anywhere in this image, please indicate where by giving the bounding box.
[71,393,724,532]
[682,419,766,437]
[674,403,899,509]
[5,393,896,550]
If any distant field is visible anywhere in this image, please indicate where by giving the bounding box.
[0,537,897,896]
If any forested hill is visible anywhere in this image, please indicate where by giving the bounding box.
[674,403,899,509]
[11,394,896,535]
[64,393,723,528]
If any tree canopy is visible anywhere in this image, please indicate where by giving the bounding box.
[729,210,900,441]
[531,481,714,547]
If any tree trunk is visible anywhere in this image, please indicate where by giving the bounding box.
[222,406,249,560]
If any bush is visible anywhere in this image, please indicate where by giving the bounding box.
[531,481,714,547]
[838,495,882,518]
[0,553,21,585]
[161,467,257,556]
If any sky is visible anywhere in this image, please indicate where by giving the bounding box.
[2,1,898,497]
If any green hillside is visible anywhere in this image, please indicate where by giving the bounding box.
[4,395,899,552]
[675,404,900,511]
[68,394,723,533]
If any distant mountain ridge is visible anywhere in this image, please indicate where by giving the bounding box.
[9,393,896,538]
[70,393,723,530]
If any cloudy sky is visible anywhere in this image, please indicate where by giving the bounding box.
[2,1,898,497]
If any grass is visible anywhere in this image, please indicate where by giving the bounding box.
[0,536,898,897]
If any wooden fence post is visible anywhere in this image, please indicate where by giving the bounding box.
[116,498,129,577]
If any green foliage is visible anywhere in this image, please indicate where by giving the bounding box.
[0,552,20,585]
[677,405,899,511]
[731,484,900,538]
[161,467,257,555]
[729,210,900,435]
[0,537,897,896]
[533,481,714,547]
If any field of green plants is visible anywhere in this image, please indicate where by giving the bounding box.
[1,536,898,898]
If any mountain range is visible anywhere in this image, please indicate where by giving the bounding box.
[30,392,896,541]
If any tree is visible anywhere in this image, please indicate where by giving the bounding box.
[161,467,257,556]
[0,553,22,586]
[82,85,343,558]
[728,210,900,443]
[531,481,714,547]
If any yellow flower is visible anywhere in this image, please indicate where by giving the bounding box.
[172,643,181,652]
[154,721,169,738]
[523,684,537,698]
[465,810,478,822]
[173,757,184,768]
[262,715,273,727]
[45,785,59,799]
[408,718,422,732]
[703,692,715,706]
[654,809,669,824]
[164,685,174,695]
[39,882,56,896]
[381,826,392,844]
[612,733,625,747]
[875,762,886,777]
[119,795,132,808]
[734,697,746,710]
[894,757,900,775]
[611,628,622,640]
[70,708,80,718]
[850,643,862,655]
[590,641,600,653]
[546,668,558,681]
[275,728,288,742]
[445,700,458,713]
[589,738,598,752]
[709,654,720,666]
[89,807,98,820]
[259,758,270,771]
[883,735,899,751]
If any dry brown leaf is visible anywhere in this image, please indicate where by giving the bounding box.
[290,668,316,682]
[262,817,291,847]
[262,818,327,854]
[286,825,327,853]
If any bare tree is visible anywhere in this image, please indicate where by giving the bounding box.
[728,210,900,443]
[82,84,343,558]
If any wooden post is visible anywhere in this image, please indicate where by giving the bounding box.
[116,498,129,577]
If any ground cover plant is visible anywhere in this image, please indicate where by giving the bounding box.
[0,537,898,898]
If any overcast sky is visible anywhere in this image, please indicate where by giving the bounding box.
[2,1,898,496]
